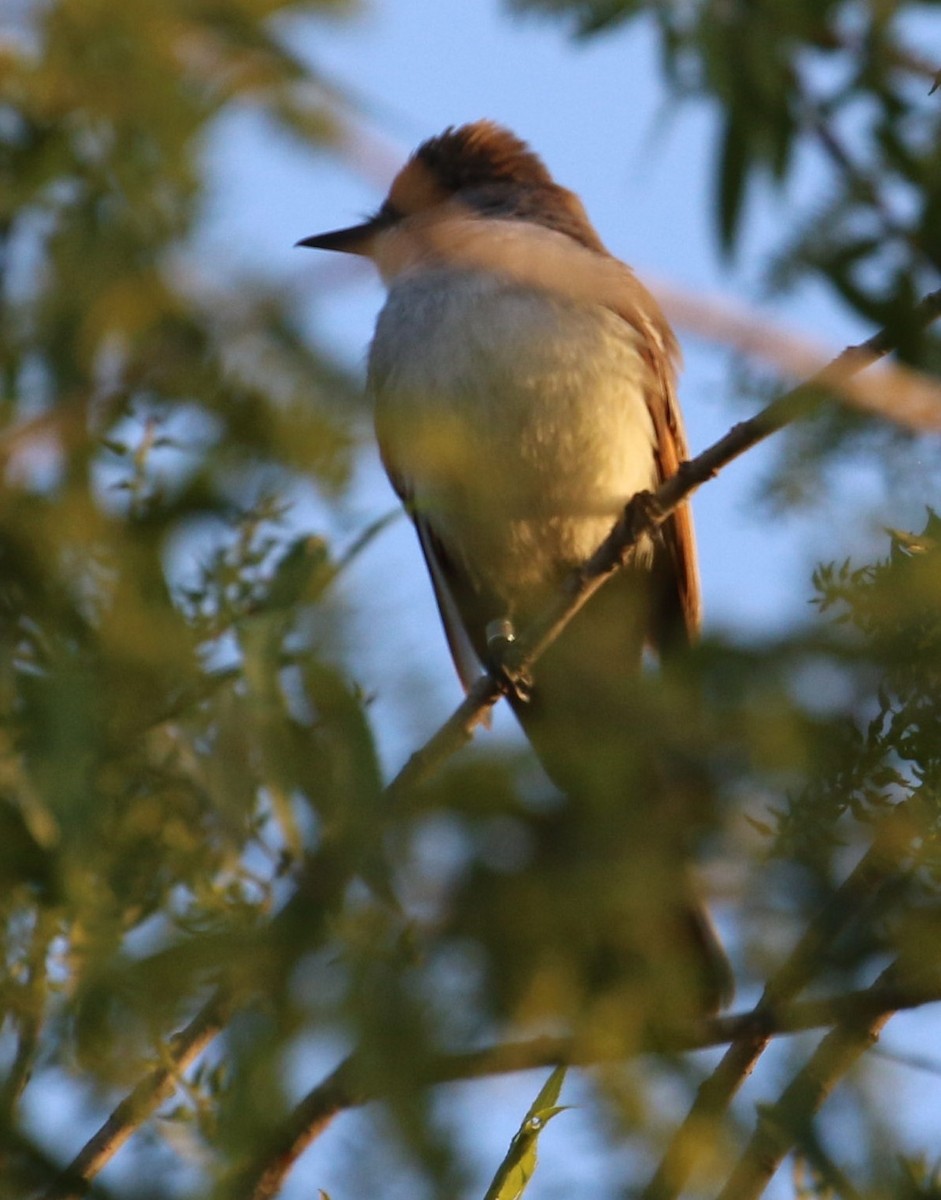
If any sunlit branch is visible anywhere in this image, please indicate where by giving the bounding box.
[40,828,370,1199]
[656,283,941,431]
[232,1058,361,1200]
[39,988,234,1200]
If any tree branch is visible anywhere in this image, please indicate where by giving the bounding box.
[231,1058,362,1200]
[234,968,941,1200]
[715,963,900,1200]
[40,830,369,1199]
[658,283,941,431]
[638,824,903,1200]
[39,988,234,1200]
[1,910,56,1116]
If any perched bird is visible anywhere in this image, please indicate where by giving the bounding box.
[299,121,731,1014]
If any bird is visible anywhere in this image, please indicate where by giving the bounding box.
[299,121,731,1016]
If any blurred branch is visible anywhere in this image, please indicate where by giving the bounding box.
[0,1127,119,1200]
[870,1043,941,1076]
[655,284,941,431]
[797,48,941,279]
[639,825,901,1200]
[40,828,370,1199]
[233,1057,362,1200]
[388,287,941,800]
[0,911,56,1116]
[40,988,234,1200]
[715,962,900,1200]
[233,964,941,1200]
[819,26,941,88]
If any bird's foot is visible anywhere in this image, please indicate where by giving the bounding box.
[485,618,533,704]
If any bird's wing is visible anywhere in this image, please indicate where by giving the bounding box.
[607,267,702,648]
[413,512,484,692]
[647,346,701,645]
[378,458,483,694]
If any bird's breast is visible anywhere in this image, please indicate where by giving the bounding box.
[369,268,659,608]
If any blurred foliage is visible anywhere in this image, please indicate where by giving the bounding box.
[0,0,379,1193]
[509,0,941,305]
[0,2,941,1200]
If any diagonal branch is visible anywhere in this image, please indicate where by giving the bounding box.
[715,962,900,1200]
[638,821,904,1200]
[39,834,364,1199]
[657,281,941,431]
[39,987,234,1200]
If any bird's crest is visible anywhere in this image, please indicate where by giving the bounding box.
[386,121,553,217]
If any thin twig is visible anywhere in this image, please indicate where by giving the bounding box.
[40,829,368,1199]
[657,283,941,432]
[1,910,56,1115]
[231,1058,362,1200]
[39,988,234,1200]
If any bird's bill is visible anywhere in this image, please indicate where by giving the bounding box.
[295,221,379,256]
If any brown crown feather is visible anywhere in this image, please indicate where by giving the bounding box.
[387,121,606,253]
[411,121,555,193]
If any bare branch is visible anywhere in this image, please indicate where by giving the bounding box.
[715,964,899,1200]
[657,284,941,430]
[39,832,366,1198]
[231,1058,361,1200]
[1,910,56,1115]
[639,820,905,1200]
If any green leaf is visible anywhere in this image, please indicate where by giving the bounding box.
[717,112,749,255]
[481,1066,570,1200]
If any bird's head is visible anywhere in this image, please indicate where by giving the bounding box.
[297,120,605,273]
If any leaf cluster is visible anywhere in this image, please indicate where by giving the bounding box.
[0,1,384,1192]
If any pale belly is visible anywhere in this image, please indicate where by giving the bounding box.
[369,269,658,611]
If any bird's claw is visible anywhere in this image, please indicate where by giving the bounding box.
[485,618,534,704]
